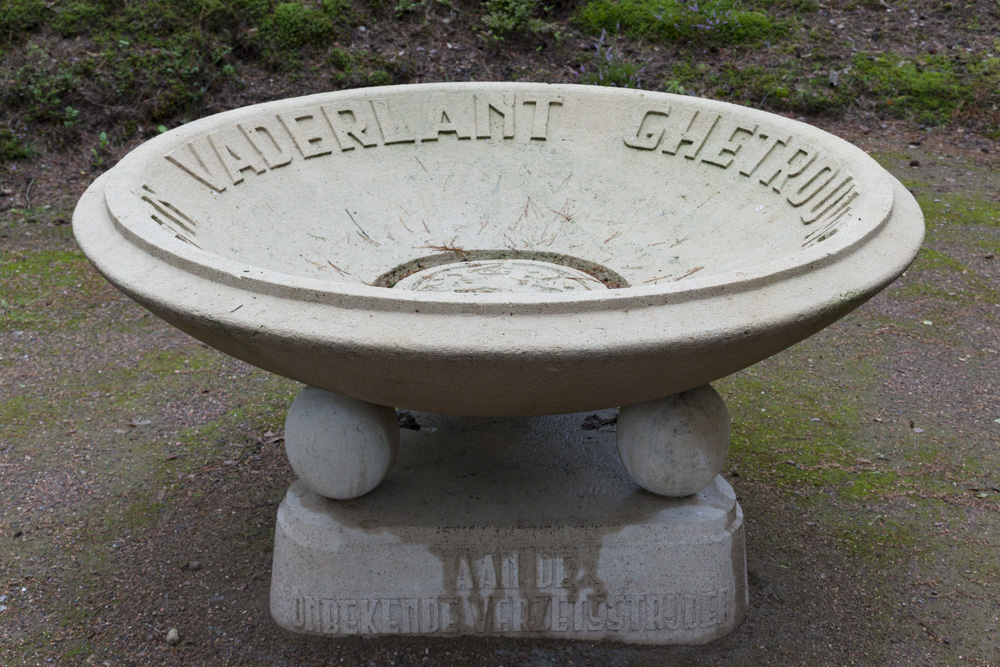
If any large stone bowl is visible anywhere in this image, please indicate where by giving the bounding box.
[73,83,923,418]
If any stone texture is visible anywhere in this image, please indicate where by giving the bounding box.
[73,83,924,416]
[270,411,747,644]
[617,385,731,497]
[284,386,399,499]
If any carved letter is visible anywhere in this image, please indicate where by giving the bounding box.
[422,97,474,141]
[520,93,563,140]
[420,598,441,633]
[477,555,498,590]
[457,556,474,590]
[239,116,293,169]
[339,600,359,633]
[370,98,415,144]
[400,598,418,633]
[209,127,267,185]
[761,147,818,192]
[801,176,857,224]
[701,123,758,169]
[662,594,680,630]
[501,554,519,589]
[441,598,460,633]
[140,183,199,246]
[738,133,791,178]
[661,110,721,160]
[278,110,336,158]
[586,596,607,631]
[322,103,380,150]
[536,555,553,588]
[164,138,229,191]
[606,596,624,631]
[465,596,494,633]
[624,107,671,150]
[382,598,400,633]
[475,93,516,139]
[321,598,339,634]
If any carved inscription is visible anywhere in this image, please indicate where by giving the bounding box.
[163,94,563,192]
[290,552,732,636]
[624,106,861,242]
[139,183,201,247]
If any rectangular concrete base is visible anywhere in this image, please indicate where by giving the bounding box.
[270,410,747,644]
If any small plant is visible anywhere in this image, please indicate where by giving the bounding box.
[0,126,34,161]
[580,28,643,88]
[62,106,80,128]
[90,131,110,169]
[481,0,553,42]
[664,79,687,94]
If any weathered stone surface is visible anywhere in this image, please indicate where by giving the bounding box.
[73,83,924,416]
[270,411,747,644]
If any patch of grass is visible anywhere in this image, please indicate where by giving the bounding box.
[6,44,83,126]
[3,0,365,135]
[326,47,399,88]
[481,0,556,42]
[0,0,48,49]
[99,36,232,123]
[577,0,786,47]
[678,59,850,116]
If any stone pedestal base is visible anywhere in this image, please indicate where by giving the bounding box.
[270,411,747,644]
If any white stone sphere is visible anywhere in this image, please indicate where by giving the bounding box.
[284,387,399,500]
[616,384,730,497]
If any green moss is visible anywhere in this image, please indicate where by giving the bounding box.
[0,249,103,331]
[580,29,643,88]
[849,52,1000,125]
[267,2,335,50]
[722,359,905,502]
[577,0,785,47]
[122,499,167,529]
[912,247,968,272]
[916,192,1000,229]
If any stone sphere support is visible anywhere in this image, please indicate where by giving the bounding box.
[283,386,399,500]
[616,384,731,497]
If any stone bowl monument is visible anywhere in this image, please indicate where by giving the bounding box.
[73,83,923,643]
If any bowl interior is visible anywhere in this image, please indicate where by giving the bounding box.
[106,85,892,297]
